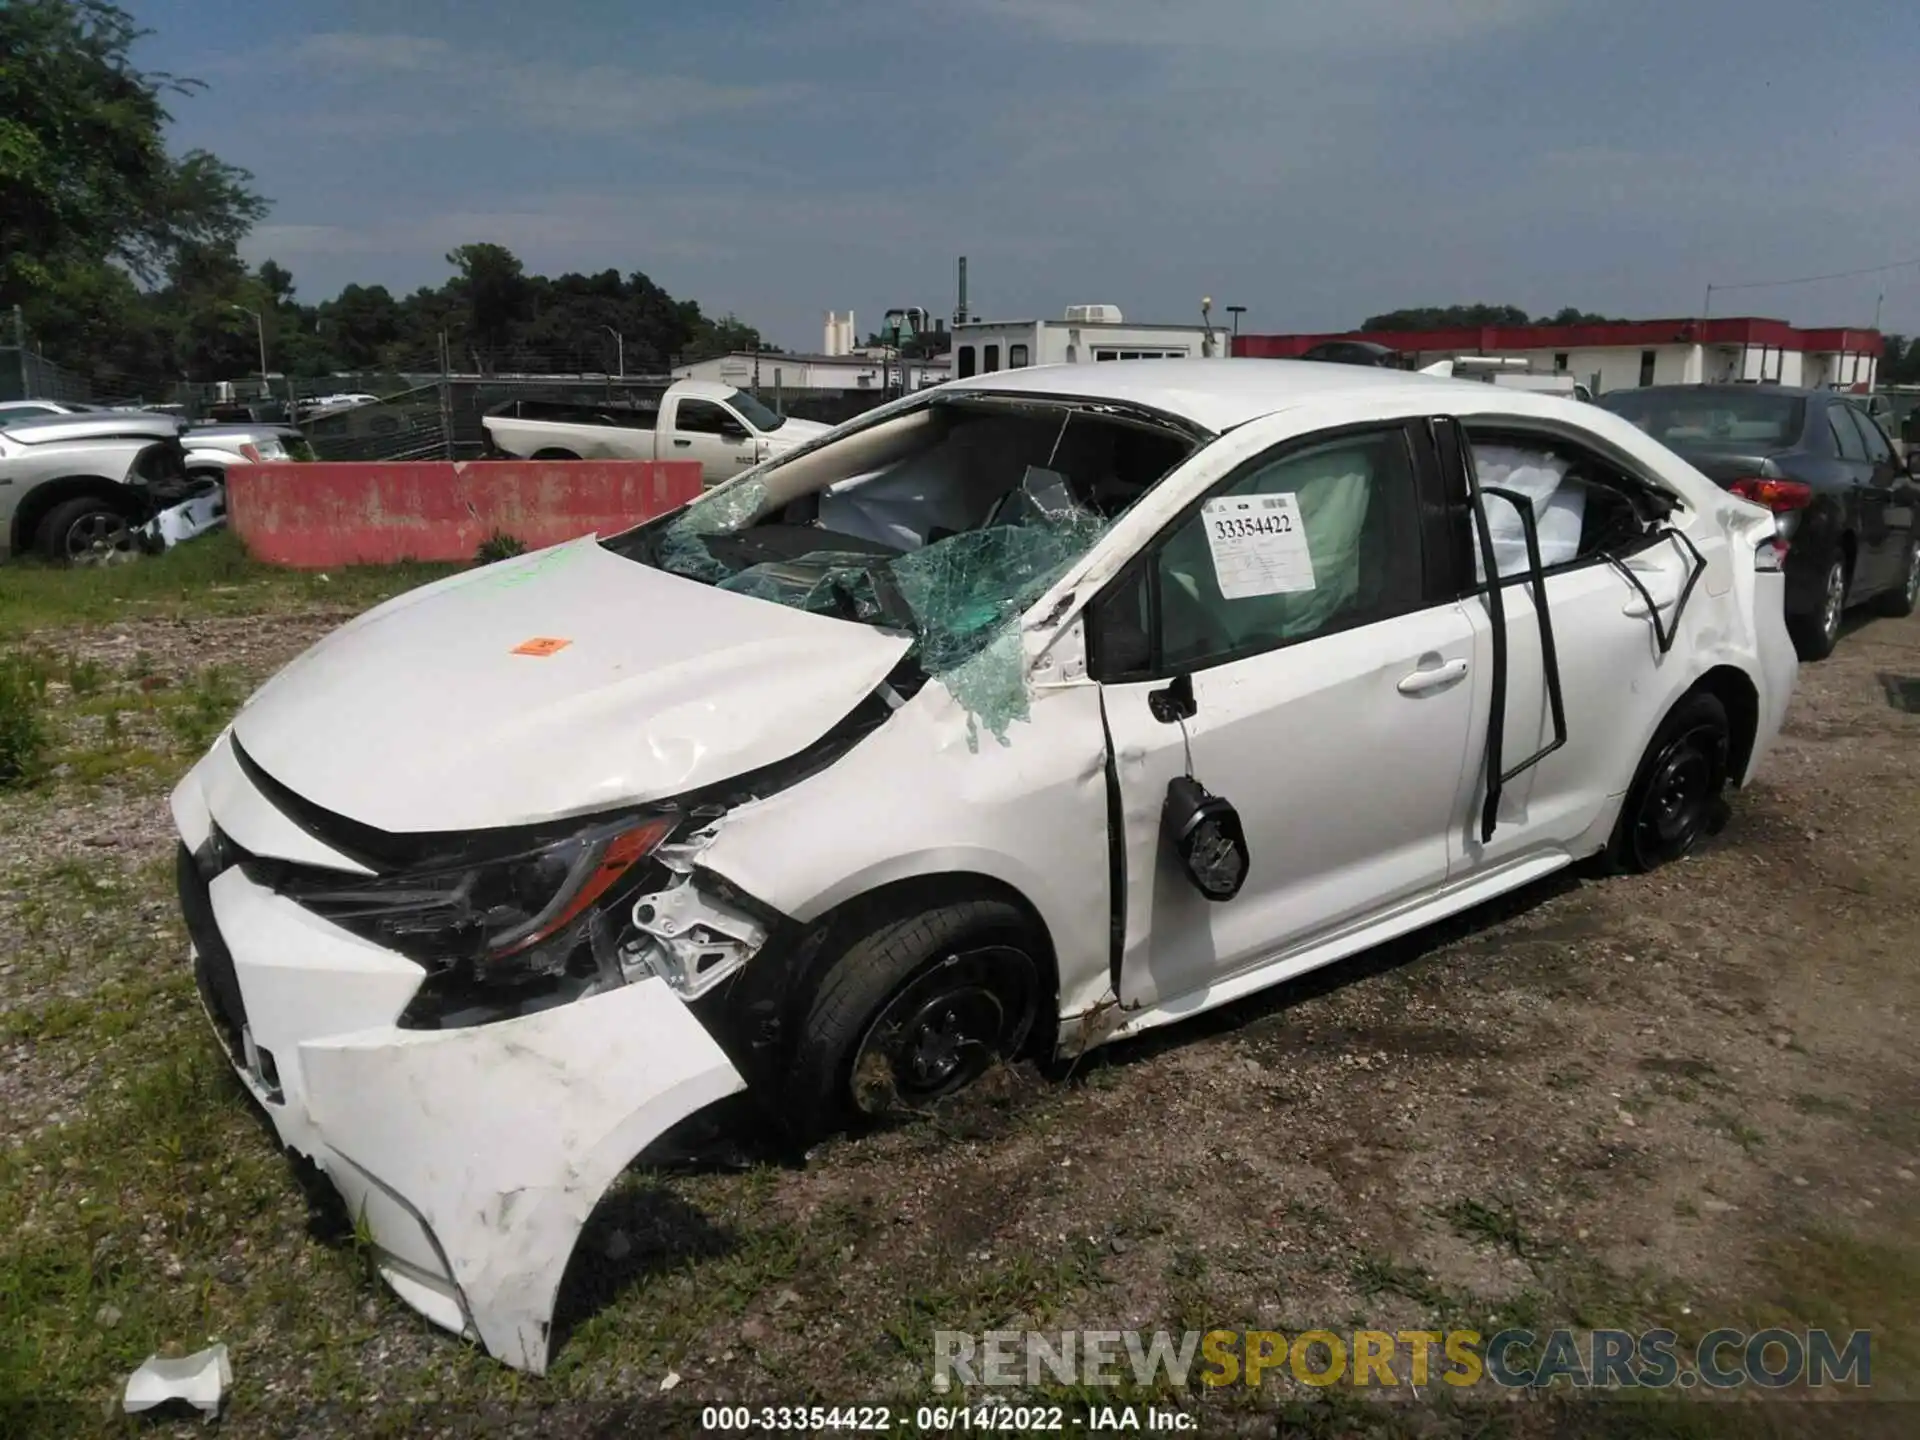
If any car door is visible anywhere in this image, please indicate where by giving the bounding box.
[670,400,748,485]
[1825,400,1887,592]
[1843,402,1910,588]
[1091,419,1480,1011]
[1438,419,1706,876]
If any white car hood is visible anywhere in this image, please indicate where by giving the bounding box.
[768,418,832,446]
[231,537,911,832]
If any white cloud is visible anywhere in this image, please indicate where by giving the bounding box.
[256,32,808,135]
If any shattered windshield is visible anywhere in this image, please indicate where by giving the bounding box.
[617,395,1195,742]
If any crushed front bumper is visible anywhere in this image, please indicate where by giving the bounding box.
[172,754,746,1373]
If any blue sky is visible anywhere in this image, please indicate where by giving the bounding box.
[128,0,1920,349]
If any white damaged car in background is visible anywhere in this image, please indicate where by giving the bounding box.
[0,410,206,563]
[169,359,1797,1371]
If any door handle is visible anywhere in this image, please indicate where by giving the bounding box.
[1623,590,1678,618]
[673,438,692,447]
[1396,658,1468,694]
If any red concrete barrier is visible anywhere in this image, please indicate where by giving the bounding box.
[227,459,704,568]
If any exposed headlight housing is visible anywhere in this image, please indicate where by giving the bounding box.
[277,812,678,992]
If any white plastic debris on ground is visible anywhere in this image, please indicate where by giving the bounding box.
[123,1343,231,1417]
[141,485,228,550]
[1470,444,1585,581]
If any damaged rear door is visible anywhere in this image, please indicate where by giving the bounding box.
[1086,417,1480,1010]
[1434,418,1709,874]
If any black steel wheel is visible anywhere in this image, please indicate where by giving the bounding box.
[850,946,1038,1110]
[788,898,1044,1137]
[1608,691,1730,874]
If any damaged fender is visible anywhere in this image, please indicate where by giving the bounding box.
[203,865,744,1374]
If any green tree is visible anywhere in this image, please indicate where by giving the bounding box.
[1362,303,1532,331]
[1537,307,1624,326]
[0,0,267,377]
[445,242,532,371]
[1880,334,1919,386]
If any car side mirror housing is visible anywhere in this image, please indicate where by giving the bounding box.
[1162,775,1249,901]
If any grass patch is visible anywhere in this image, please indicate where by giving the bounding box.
[159,666,243,755]
[1703,1110,1767,1153]
[1743,1230,1920,1394]
[0,531,456,639]
[0,652,53,789]
[1438,1196,1546,1261]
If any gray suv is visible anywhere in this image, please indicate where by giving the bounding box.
[0,411,199,564]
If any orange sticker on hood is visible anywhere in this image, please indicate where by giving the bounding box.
[510,637,572,657]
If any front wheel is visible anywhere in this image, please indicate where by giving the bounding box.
[1606,691,1731,874]
[1874,537,1919,618]
[35,496,140,566]
[1787,552,1848,661]
[787,899,1044,1140]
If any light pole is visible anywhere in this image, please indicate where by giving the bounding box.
[602,324,624,378]
[229,303,268,393]
[1226,304,1246,340]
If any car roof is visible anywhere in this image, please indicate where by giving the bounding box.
[939,357,1491,432]
[1611,384,1823,401]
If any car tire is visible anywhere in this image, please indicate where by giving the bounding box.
[1606,690,1731,875]
[1787,552,1848,662]
[787,898,1044,1139]
[34,496,140,566]
[1873,537,1920,618]
[530,448,579,461]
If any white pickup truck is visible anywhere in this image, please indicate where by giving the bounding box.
[481,380,831,486]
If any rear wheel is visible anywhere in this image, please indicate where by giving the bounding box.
[1874,537,1919,618]
[1606,691,1731,874]
[1787,552,1848,661]
[530,448,579,461]
[787,899,1044,1139]
[35,496,140,566]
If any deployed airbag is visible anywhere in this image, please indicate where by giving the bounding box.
[1472,444,1585,580]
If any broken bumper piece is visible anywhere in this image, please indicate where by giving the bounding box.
[183,858,745,1373]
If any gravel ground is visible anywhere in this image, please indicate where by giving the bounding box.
[2,596,1917,1435]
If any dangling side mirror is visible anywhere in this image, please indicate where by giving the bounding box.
[1162,774,1249,902]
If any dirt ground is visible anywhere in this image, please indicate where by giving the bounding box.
[2,565,1916,1437]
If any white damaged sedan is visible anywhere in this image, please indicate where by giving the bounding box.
[170,360,1797,1370]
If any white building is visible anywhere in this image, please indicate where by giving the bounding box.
[952,306,1230,379]
[1239,318,1883,396]
[673,350,950,394]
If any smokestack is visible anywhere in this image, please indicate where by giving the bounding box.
[955,256,969,326]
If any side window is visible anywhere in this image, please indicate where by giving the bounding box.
[1828,405,1867,461]
[1119,428,1425,675]
[956,346,976,379]
[1008,343,1029,368]
[675,403,733,437]
[983,344,1001,373]
[1845,404,1893,464]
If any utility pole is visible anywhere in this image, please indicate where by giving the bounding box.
[1226,304,1246,341]
[602,324,624,378]
[229,303,269,396]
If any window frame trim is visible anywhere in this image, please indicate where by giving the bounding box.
[1086,417,1442,685]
